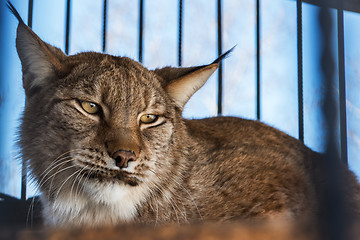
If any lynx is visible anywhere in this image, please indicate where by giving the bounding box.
[8,2,360,228]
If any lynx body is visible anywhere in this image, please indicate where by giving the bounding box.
[8,2,360,228]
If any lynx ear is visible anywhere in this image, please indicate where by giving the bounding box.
[155,46,235,108]
[164,64,218,108]
[8,2,68,95]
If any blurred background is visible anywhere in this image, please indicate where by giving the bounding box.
[0,0,359,199]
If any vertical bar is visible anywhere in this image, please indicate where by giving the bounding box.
[297,0,304,142]
[139,0,144,63]
[102,0,108,53]
[65,0,71,55]
[178,0,183,67]
[256,0,261,120]
[21,0,34,201]
[318,6,348,240]
[217,0,223,116]
[27,0,33,28]
[337,7,348,165]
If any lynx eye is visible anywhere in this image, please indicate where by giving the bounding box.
[140,114,158,124]
[80,101,100,114]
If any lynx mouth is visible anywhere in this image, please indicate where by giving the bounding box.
[86,170,139,186]
[74,159,140,186]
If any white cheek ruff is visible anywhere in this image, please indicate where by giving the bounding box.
[86,182,145,221]
[43,181,151,227]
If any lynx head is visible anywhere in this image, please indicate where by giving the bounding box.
[8,2,230,224]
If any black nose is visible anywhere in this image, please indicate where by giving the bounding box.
[112,150,136,169]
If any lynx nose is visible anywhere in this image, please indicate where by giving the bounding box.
[112,150,136,169]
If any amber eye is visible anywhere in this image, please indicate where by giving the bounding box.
[80,101,100,114]
[140,114,158,124]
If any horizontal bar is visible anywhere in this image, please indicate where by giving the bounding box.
[0,193,19,201]
[294,0,360,13]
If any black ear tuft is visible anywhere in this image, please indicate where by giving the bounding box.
[7,1,25,25]
[212,45,236,64]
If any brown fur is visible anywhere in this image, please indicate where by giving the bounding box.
[8,2,360,228]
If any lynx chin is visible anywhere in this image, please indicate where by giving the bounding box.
[8,1,360,228]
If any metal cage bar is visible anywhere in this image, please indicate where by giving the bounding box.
[297,0,304,142]
[318,5,348,239]
[138,0,144,63]
[302,0,360,13]
[65,0,71,55]
[337,7,348,165]
[256,0,261,120]
[21,0,34,201]
[178,0,183,67]
[27,0,33,28]
[217,0,223,116]
[102,0,108,53]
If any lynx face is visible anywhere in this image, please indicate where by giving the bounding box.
[22,54,185,224]
[25,56,172,192]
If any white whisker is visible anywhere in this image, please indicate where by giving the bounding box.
[78,166,96,194]
[38,149,82,180]
[47,164,77,198]
[54,168,83,201]
[70,167,87,199]
[38,157,74,190]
